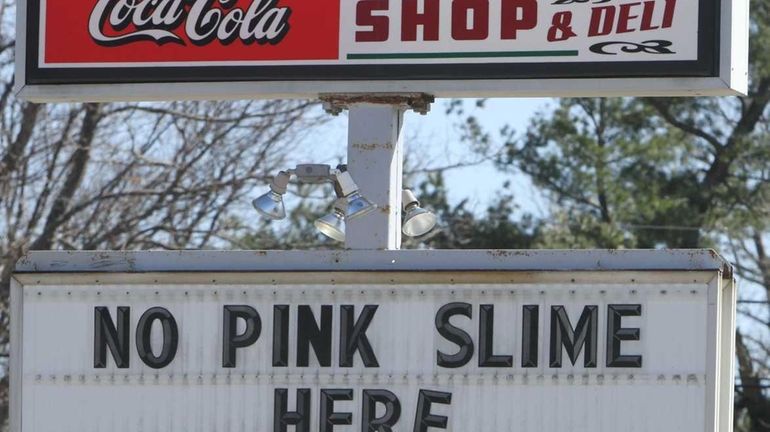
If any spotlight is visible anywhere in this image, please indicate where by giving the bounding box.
[335,171,377,220]
[252,171,291,220]
[346,191,377,220]
[315,199,347,242]
[254,166,377,244]
[402,189,437,237]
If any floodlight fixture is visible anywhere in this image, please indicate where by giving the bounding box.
[402,189,437,237]
[252,191,285,220]
[345,191,377,220]
[252,171,290,220]
[335,171,377,220]
[315,199,347,242]
[253,165,377,243]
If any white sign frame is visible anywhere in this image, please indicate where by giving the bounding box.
[11,250,736,431]
[14,0,749,102]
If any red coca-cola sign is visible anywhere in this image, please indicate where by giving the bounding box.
[16,0,745,101]
[45,0,338,63]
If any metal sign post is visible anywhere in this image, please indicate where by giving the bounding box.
[346,104,405,250]
[321,94,434,250]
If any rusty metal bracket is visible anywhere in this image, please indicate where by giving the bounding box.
[319,93,435,115]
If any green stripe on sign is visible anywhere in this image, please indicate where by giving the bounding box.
[347,50,579,60]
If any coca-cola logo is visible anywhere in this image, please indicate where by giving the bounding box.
[88,0,292,46]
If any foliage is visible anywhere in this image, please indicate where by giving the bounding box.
[408,173,538,249]
[483,92,770,429]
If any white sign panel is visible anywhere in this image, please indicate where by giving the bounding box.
[15,0,748,101]
[11,250,735,432]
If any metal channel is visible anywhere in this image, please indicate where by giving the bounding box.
[14,249,732,275]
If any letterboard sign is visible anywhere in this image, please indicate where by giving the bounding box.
[11,250,735,432]
[15,0,747,101]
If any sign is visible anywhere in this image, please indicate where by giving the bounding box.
[16,0,747,101]
[11,250,735,432]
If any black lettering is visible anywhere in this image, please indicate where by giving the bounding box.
[413,390,452,432]
[479,304,513,367]
[606,304,643,367]
[549,305,598,368]
[274,388,311,432]
[320,389,353,432]
[362,389,401,432]
[521,305,539,368]
[273,305,290,367]
[135,307,178,369]
[298,305,333,367]
[222,305,261,368]
[340,305,379,367]
[435,302,474,368]
[94,306,130,368]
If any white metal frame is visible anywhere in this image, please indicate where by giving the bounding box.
[10,249,737,432]
[9,278,23,432]
[13,0,749,102]
[12,77,749,103]
[720,275,738,432]
[12,249,733,273]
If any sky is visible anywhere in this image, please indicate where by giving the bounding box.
[292,97,555,218]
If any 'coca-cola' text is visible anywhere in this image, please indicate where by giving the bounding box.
[88,0,292,46]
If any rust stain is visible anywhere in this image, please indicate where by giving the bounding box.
[126,255,137,272]
[320,93,434,106]
[351,143,395,151]
[351,143,377,151]
[707,249,734,278]
[94,252,112,260]
[722,263,734,279]
[485,250,533,258]
[319,93,435,115]
[15,254,32,271]
[330,251,343,264]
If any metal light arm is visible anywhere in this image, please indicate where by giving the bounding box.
[269,164,365,199]
[268,170,292,194]
[332,170,360,197]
